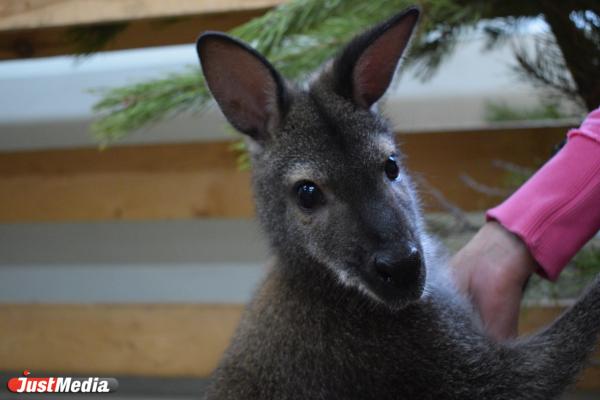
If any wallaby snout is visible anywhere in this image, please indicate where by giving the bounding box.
[367,243,425,304]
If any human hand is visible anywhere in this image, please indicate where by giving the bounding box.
[451,221,538,341]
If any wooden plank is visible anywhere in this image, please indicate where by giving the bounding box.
[0,304,244,377]
[0,141,254,222]
[0,10,270,59]
[0,126,569,223]
[0,303,598,390]
[0,0,282,31]
[401,125,567,211]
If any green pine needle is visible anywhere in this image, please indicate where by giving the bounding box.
[91,0,594,145]
[91,0,424,145]
[91,70,207,145]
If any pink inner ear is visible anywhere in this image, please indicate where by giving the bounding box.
[352,18,417,108]
[201,40,277,135]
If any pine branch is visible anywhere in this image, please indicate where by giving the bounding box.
[512,33,584,109]
[92,0,421,145]
[91,0,599,145]
[92,69,206,145]
[67,22,129,57]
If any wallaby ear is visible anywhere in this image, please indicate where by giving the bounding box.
[332,7,420,108]
[197,32,289,141]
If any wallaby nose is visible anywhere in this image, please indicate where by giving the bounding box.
[373,245,423,291]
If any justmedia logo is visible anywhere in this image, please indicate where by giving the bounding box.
[7,370,118,394]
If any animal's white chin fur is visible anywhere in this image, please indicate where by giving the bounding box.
[310,248,426,306]
[333,267,425,309]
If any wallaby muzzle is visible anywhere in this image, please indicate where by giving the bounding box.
[363,243,426,305]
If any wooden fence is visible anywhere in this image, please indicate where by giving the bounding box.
[0,125,567,222]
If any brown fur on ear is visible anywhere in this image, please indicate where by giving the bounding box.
[197,32,289,141]
[332,7,420,108]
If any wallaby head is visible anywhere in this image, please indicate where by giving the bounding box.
[197,7,425,309]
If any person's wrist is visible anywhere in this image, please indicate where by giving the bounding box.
[452,221,537,295]
[485,221,533,261]
[476,221,536,283]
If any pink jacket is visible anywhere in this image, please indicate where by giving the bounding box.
[487,107,600,280]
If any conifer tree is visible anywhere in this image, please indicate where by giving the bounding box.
[91,0,599,144]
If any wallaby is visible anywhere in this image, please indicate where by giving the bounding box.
[196,7,600,400]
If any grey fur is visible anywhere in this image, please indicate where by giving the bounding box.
[196,8,600,400]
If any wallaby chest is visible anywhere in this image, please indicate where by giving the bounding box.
[209,271,491,400]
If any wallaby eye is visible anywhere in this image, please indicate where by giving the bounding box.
[384,156,399,181]
[295,181,323,210]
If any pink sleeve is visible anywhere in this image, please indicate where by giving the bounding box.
[486,107,600,281]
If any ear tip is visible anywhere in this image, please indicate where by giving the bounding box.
[196,31,228,56]
[401,6,421,21]
[196,32,265,63]
[381,6,420,34]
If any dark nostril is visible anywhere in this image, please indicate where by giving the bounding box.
[376,266,393,284]
[374,261,396,285]
[373,246,423,289]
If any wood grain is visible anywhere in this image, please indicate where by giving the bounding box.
[0,303,244,377]
[0,126,568,223]
[0,0,282,31]
[0,9,270,59]
[0,303,598,390]
[0,0,284,59]
[400,125,567,211]
[0,141,254,222]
